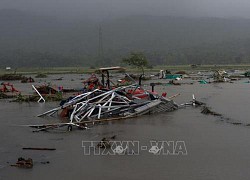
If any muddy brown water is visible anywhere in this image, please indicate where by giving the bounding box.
[1,74,250,180]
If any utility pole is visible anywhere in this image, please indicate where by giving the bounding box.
[98,26,104,59]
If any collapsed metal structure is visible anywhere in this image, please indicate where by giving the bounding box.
[213,70,228,82]
[35,84,178,131]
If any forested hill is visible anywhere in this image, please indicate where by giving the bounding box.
[1,9,250,67]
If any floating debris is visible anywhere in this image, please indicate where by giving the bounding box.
[21,77,35,83]
[244,71,250,77]
[35,73,47,78]
[0,92,16,99]
[12,93,62,103]
[35,84,58,94]
[0,74,24,81]
[201,107,222,116]
[54,77,63,81]
[175,71,187,75]
[165,74,182,79]
[97,136,116,148]
[229,78,240,81]
[168,80,181,86]
[97,138,112,148]
[13,94,39,102]
[40,161,50,164]
[11,157,33,169]
[83,73,103,90]
[0,82,19,93]
[22,147,56,151]
[230,122,242,125]
[158,70,165,79]
[213,70,228,82]
[180,94,204,107]
[198,80,208,84]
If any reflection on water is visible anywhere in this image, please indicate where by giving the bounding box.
[1,75,250,180]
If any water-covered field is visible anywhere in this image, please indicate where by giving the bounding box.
[1,74,250,180]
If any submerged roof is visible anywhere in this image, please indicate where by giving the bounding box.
[99,66,125,71]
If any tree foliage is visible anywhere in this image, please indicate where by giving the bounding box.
[2,10,250,67]
[122,52,148,74]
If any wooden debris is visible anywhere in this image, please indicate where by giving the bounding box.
[11,157,33,168]
[40,161,50,164]
[35,73,47,78]
[97,136,116,148]
[168,80,181,85]
[21,77,35,83]
[169,93,180,99]
[0,74,24,81]
[22,147,56,151]
[97,138,111,148]
[201,107,221,116]
[230,122,242,125]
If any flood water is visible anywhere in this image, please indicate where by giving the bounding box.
[1,74,250,180]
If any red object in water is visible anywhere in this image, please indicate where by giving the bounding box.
[162,92,167,97]
[88,83,95,90]
[10,85,19,92]
[128,89,148,99]
[0,82,19,93]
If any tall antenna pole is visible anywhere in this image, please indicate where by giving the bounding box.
[98,26,104,59]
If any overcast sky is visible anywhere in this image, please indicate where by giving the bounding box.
[1,0,250,19]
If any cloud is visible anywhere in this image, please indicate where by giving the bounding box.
[1,0,250,19]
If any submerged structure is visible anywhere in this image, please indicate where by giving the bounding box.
[213,70,228,82]
[36,84,178,131]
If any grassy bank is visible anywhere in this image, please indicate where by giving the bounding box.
[1,64,250,75]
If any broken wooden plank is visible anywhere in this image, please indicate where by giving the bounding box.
[22,147,56,151]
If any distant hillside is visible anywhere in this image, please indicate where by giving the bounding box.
[1,10,250,67]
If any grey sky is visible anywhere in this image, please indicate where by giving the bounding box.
[1,0,250,19]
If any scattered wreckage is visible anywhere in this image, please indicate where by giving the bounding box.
[244,71,250,77]
[0,74,24,81]
[0,82,19,99]
[11,157,33,169]
[32,83,178,131]
[13,66,249,132]
[0,82,19,93]
[213,70,228,82]
[26,86,204,132]
[23,67,211,132]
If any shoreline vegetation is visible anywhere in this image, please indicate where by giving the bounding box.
[1,64,250,75]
